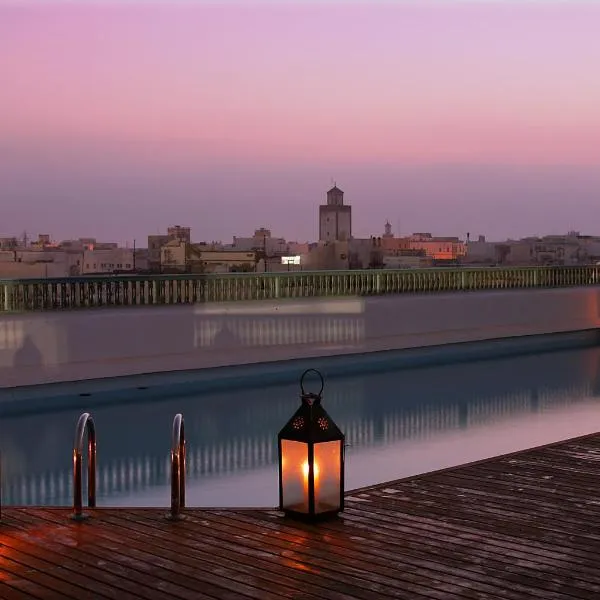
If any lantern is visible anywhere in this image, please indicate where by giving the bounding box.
[278,369,345,521]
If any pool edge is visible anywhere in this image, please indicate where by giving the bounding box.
[1,327,599,418]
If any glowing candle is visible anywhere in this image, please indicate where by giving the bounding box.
[302,460,319,485]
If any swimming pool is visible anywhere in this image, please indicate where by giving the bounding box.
[2,343,600,508]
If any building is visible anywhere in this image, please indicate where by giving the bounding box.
[505,235,582,266]
[253,228,271,240]
[463,232,600,267]
[464,235,498,264]
[382,253,429,269]
[0,247,75,278]
[133,248,149,272]
[196,250,256,273]
[160,240,256,273]
[29,234,52,249]
[160,240,187,271]
[58,238,117,252]
[167,226,191,244]
[81,248,135,274]
[0,256,69,278]
[147,235,169,270]
[404,233,466,262]
[346,237,384,269]
[0,237,18,250]
[319,185,352,243]
[304,241,350,271]
[231,228,289,256]
[382,221,393,239]
[147,226,192,271]
[378,223,465,264]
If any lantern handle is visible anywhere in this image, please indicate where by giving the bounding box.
[300,368,324,398]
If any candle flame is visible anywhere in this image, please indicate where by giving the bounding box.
[302,461,319,480]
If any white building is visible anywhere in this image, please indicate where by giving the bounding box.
[319,185,352,243]
[81,248,135,274]
[160,240,187,270]
[465,233,594,266]
[0,248,76,278]
[231,228,289,256]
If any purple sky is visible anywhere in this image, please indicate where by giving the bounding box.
[1,2,599,245]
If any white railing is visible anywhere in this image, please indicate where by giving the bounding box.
[0,265,598,312]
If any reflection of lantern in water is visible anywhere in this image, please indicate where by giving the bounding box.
[278,369,345,521]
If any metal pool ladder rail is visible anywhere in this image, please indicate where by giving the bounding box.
[167,413,186,520]
[72,412,97,520]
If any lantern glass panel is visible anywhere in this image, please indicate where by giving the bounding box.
[314,440,343,514]
[280,439,309,513]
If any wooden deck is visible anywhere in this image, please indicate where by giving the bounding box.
[3,434,600,599]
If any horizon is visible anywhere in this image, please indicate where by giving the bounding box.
[1,2,599,245]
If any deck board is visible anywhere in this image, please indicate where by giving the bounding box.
[3,433,600,599]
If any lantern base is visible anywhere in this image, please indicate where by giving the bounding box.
[281,508,342,523]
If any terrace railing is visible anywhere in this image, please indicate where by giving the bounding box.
[1,265,599,312]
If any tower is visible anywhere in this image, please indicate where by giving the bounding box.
[383,221,393,238]
[319,184,352,242]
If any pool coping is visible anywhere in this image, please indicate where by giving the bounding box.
[1,327,599,418]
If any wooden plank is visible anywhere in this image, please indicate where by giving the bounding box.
[0,545,100,600]
[340,505,600,598]
[3,510,196,600]
[96,510,367,600]
[3,508,271,600]
[3,433,600,598]
[203,509,525,600]
[17,508,350,600]
[219,507,592,600]
[125,509,481,600]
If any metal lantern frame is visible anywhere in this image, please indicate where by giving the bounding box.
[277,368,345,521]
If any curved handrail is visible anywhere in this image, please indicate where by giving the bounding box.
[168,413,186,520]
[72,412,96,520]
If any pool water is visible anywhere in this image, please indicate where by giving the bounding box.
[2,345,600,508]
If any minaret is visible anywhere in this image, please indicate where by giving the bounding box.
[383,221,393,238]
[319,184,352,242]
[326,185,344,207]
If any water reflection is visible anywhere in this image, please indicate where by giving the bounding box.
[0,299,366,387]
[2,345,600,507]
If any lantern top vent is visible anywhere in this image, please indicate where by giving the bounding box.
[278,369,344,444]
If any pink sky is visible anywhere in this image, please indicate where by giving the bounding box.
[1,2,600,244]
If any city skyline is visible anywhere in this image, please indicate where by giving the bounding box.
[1,2,599,245]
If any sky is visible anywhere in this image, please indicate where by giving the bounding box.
[1,1,599,245]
